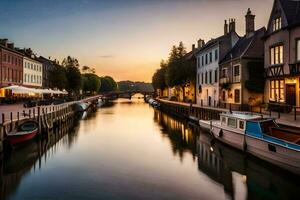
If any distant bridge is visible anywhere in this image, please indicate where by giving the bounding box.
[103,90,154,99]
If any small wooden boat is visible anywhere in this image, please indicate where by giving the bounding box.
[200,112,300,175]
[6,120,39,146]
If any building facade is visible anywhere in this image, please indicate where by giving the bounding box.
[0,39,23,88]
[264,0,300,107]
[23,56,43,88]
[196,20,239,107]
[38,56,55,88]
[219,9,266,109]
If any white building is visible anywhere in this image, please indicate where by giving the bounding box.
[23,56,43,88]
[196,19,239,107]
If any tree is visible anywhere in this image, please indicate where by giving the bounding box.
[62,56,82,95]
[82,65,96,74]
[49,64,67,90]
[82,73,100,94]
[152,60,167,91]
[99,76,118,93]
[165,42,195,100]
[62,56,79,68]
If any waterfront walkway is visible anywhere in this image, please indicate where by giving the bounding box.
[0,95,102,123]
[158,99,300,129]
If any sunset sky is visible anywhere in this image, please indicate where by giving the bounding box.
[0,0,273,82]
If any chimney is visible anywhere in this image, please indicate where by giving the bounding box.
[197,39,205,48]
[229,18,236,32]
[7,42,14,49]
[192,44,195,51]
[245,8,255,35]
[224,20,228,35]
[0,39,8,47]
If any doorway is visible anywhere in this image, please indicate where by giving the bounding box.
[286,84,296,106]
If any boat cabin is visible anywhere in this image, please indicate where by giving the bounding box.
[219,112,300,149]
[220,112,262,132]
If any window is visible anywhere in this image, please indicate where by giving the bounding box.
[221,68,227,78]
[3,54,6,62]
[209,52,212,63]
[197,73,200,85]
[205,54,208,65]
[239,120,245,130]
[297,40,300,61]
[202,56,204,66]
[215,49,218,61]
[270,79,285,102]
[209,71,212,84]
[197,57,200,68]
[221,117,227,125]
[270,45,283,65]
[205,72,208,84]
[228,118,236,128]
[214,70,218,83]
[234,65,240,76]
[272,17,281,32]
[8,55,10,63]
[234,89,240,103]
[201,73,203,84]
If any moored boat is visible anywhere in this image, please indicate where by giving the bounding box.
[6,120,39,146]
[74,102,90,112]
[201,112,300,175]
[210,112,262,150]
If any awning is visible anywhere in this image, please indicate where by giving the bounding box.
[1,85,68,95]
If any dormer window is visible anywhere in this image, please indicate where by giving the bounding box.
[272,17,281,32]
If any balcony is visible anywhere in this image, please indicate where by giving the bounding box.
[289,63,300,75]
[233,75,240,83]
[220,77,229,84]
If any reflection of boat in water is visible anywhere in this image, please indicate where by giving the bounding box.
[197,132,300,200]
[200,112,300,175]
[6,120,39,146]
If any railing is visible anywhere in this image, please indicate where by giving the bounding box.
[220,77,229,84]
[289,63,300,75]
[233,75,240,83]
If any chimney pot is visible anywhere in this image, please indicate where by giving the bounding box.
[192,44,195,51]
[224,20,228,35]
[245,8,255,35]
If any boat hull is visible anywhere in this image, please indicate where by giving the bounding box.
[245,135,300,175]
[7,129,38,146]
[211,126,245,151]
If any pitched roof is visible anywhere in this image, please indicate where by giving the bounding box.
[0,44,24,56]
[195,32,236,55]
[279,0,300,27]
[220,27,265,64]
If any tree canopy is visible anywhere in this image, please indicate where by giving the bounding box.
[48,64,67,90]
[152,60,167,90]
[62,56,82,95]
[99,76,118,93]
[82,73,101,94]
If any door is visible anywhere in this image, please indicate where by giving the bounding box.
[286,84,296,106]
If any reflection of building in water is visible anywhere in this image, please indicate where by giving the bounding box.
[197,132,299,200]
[154,110,199,161]
[0,120,79,200]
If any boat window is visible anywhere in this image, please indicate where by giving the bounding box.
[228,118,236,128]
[260,120,277,134]
[239,120,245,130]
[221,116,227,125]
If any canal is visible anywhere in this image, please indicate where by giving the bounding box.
[1,97,299,200]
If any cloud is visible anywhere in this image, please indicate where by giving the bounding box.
[99,55,114,58]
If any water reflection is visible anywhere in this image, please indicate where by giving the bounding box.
[154,110,300,200]
[0,100,299,200]
[0,118,79,200]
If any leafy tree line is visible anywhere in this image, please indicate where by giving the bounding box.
[152,42,196,100]
[48,56,118,95]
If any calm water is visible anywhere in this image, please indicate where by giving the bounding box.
[1,98,299,200]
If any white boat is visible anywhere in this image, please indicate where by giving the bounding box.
[74,102,90,112]
[201,112,300,175]
[210,112,262,150]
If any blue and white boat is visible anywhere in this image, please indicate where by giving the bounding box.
[200,112,300,175]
